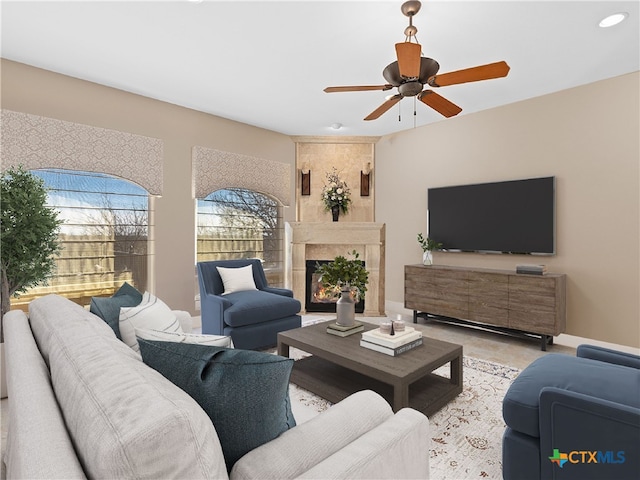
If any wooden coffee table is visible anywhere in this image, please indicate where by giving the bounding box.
[277,320,463,417]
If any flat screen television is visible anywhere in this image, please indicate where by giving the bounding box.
[427,176,555,255]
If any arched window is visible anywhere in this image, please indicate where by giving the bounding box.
[197,188,284,287]
[13,168,151,308]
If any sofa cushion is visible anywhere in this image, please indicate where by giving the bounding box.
[90,282,143,339]
[138,339,296,472]
[28,294,228,480]
[503,354,640,438]
[217,264,258,295]
[222,290,301,328]
[135,327,233,348]
[3,310,86,479]
[119,291,183,352]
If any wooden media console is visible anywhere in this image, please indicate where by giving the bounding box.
[404,264,566,350]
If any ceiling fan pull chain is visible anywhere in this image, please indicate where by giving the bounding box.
[414,97,417,128]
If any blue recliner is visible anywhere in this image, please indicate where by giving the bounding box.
[197,259,301,350]
[502,345,640,480]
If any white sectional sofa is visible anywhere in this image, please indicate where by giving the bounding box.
[2,294,430,479]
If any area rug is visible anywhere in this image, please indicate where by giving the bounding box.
[285,346,520,480]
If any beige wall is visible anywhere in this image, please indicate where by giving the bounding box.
[1,59,296,313]
[293,137,377,222]
[3,59,639,347]
[376,72,640,348]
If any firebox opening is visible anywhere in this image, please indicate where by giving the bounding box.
[305,260,365,313]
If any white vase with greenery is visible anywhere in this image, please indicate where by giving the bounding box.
[335,288,356,327]
[417,233,442,266]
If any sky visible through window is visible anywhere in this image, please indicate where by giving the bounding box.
[14,169,151,305]
[32,169,148,235]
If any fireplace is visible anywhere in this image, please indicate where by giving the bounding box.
[287,222,386,316]
[305,260,364,313]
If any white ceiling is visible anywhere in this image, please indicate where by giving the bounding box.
[1,1,638,137]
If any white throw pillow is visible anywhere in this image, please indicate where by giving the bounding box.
[216,264,258,295]
[119,292,183,352]
[135,328,234,348]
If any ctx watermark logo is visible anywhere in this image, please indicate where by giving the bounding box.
[549,449,626,468]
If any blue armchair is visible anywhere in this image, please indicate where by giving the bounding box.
[197,259,301,350]
[502,345,640,480]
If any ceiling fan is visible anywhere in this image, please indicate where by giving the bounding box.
[324,0,510,121]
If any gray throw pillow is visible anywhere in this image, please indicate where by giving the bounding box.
[137,339,296,471]
[90,282,143,339]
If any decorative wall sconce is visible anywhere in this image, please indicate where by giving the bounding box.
[360,163,372,196]
[301,168,311,196]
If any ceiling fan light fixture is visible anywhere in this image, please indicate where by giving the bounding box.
[599,12,628,28]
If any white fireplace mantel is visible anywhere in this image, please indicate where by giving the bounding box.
[286,222,386,316]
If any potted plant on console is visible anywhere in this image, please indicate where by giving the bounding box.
[417,233,442,266]
[315,250,368,327]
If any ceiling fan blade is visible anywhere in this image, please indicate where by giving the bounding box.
[324,85,394,93]
[427,61,510,87]
[419,91,462,118]
[395,42,422,78]
[364,94,403,121]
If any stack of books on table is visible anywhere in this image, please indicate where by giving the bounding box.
[516,264,547,275]
[360,326,423,356]
[326,321,364,337]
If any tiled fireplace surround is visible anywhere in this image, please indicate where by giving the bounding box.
[287,222,386,316]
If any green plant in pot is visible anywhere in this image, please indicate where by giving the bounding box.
[315,250,369,327]
[417,233,442,266]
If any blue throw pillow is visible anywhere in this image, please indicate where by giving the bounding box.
[137,339,296,471]
[90,282,143,339]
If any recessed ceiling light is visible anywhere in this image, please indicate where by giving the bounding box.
[330,123,343,130]
[599,12,628,28]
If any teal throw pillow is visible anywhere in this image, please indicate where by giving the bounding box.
[90,282,143,339]
[137,339,296,471]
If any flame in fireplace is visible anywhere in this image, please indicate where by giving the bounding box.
[311,274,360,304]
[311,274,340,303]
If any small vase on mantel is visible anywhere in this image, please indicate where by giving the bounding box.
[336,288,356,327]
[422,250,433,266]
[331,205,340,222]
